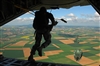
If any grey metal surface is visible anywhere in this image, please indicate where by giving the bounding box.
[0,57,80,66]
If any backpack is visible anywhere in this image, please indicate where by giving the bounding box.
[33,11,49,30]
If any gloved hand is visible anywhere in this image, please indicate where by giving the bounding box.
[53,21,58,26]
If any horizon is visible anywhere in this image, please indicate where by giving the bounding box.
[2,24,100,28]
[3,5,100,27]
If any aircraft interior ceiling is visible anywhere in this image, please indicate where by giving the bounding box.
[0,0,100,26]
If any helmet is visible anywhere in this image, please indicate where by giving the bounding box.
[40,7,47,13]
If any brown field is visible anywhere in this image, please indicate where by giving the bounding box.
[88,62,100,66]
[34,50,63,60]
[34,56,48,60]
[88,39,95,41]
[22,48,63,60]
[0,52,3,54]
[0,48,4,50]
[29,41,34,44]
[23,48,31,57]
[95,32,100,34]
[52,44,60,48]
[54,37,66,39]
[59,39,74,44]
[93,46,100,49]
[68,38,75,40]
[11,41,28,46]
[66,55,95,66]
[3,48,23,50]
[3,44,12,48]
[79,41,87,44]
[44,50,63,56]
[96,53,100,56]
[90,42,99,44]
[71,49,90,52]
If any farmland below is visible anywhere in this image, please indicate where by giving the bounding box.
[0,25,100,66]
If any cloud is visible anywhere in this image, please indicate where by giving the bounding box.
[25,12,30,14]
[68,13,75,16]
[16,17,22,20]
[94,12,99,16]
[57,12,100,26]
[29,17,34,19]
[80,12,100,20]
[66,13,78,20]
[93,12,100,21]
[5,17,34,25]
[25,11,35,15]
[5,12,100,27]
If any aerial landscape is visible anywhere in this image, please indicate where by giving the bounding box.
[0,25,100,66]
[0,0,100,66]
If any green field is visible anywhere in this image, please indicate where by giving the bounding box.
[0,25,100,66]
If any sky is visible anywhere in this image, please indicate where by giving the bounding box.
[5,5,100,27]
